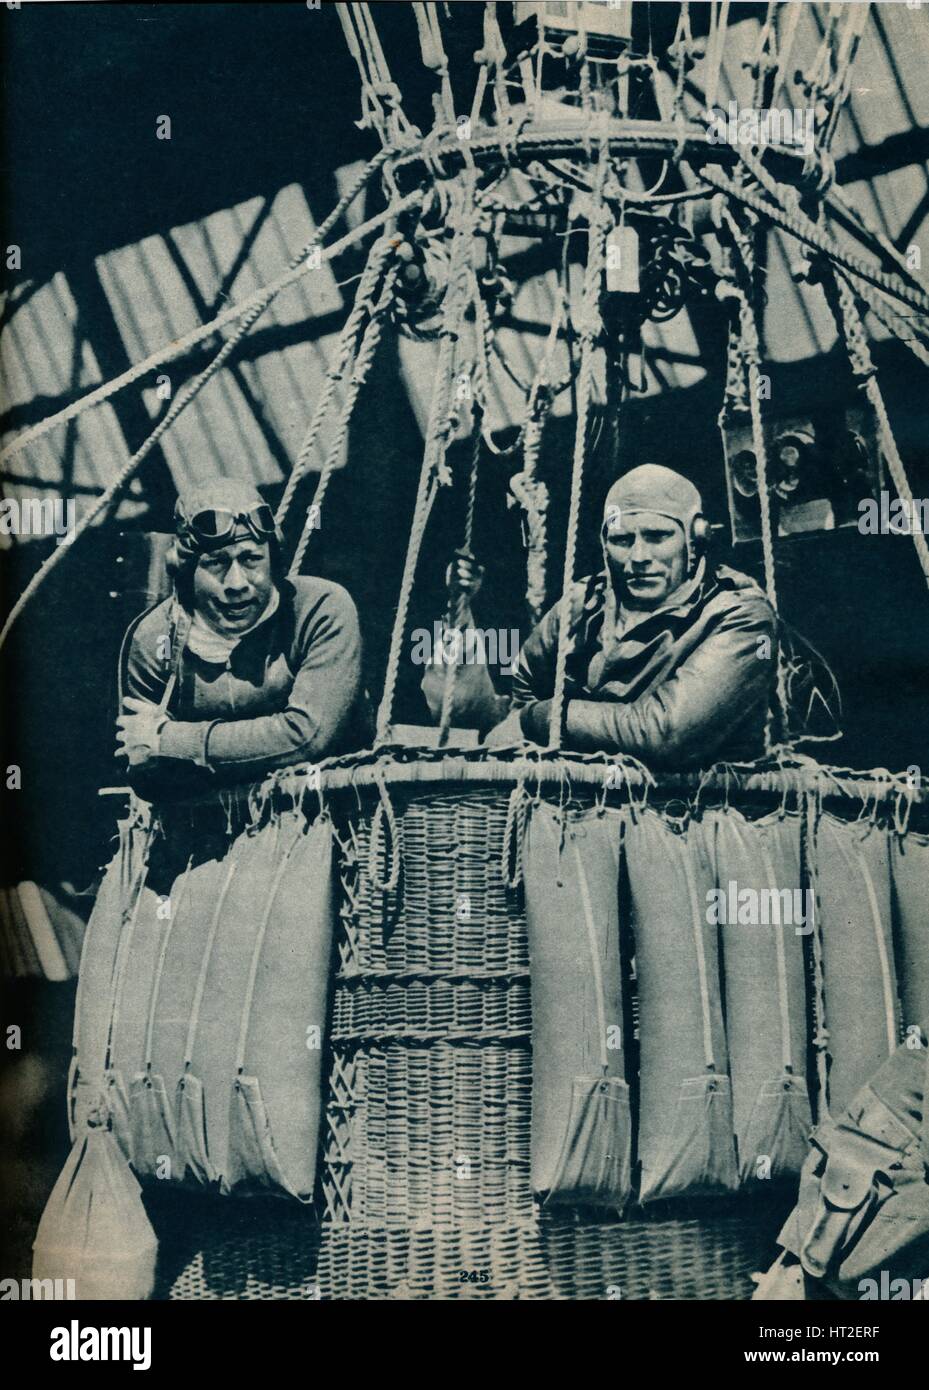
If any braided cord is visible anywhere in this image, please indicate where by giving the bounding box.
[825,273,929,590]
[375,191,477,742]
[700,163,929,320]
[288,263,400,578]
[548,160,607,749]
[0,178,419,656]
[437,410,482,747]
[277,235,396,531]
[1,150,395,469]
[718,203,788,742]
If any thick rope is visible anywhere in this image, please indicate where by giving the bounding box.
[1,151,396,468]
[277,235,396,530]
[803,793,831,1117]
[0,185,421,656]
[548,161,607,749]
[731,138,929,371]
[374,197,477,743]
[716,201,789,742]
[287,262,400,577]
[824,272,929,591]
[699,163,929,320]
[437,409,482,747]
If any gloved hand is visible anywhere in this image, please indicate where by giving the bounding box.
[116,697,168,768]
[518,698,553,746]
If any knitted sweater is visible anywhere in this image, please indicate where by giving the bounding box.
[120,576,370,798]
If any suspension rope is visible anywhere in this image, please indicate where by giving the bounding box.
[704,0,730,113]
[508,284,565,624]
[413,2,455,127]
[375,189,478,743]
[0,152,397,468]
[824,271,929,592]
[716,201,789,743]
[288,262,400,578]
[732,138,929,367]
[0,182,422,656]
[276,234,396,532]
[769,0,802,107]
[698,163,929,319]
[548,151,607,749]
[437,406,482,747]
[337,3,390,143]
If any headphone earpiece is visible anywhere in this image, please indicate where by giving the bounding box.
[691,515,710,549]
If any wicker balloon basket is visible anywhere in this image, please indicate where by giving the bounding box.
[154,757,810,1300]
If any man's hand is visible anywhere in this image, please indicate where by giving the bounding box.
[518,699,553,747]
[445,549,484,601]
[483,707,532,750]
[116,697,168,767]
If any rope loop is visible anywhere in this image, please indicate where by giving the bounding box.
[548,148,608,748]
[500,779,529,889]
[367,766,401,895]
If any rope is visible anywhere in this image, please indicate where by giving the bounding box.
[864,373,929,589]
[732,137,929,366]
[500,779,528,890]
[769,0,802,107]
[288,262,400,577]
[374,193,477,742]
[413,2,455,127]
[704,0,730,113]
[816,2,870,154]
[0,183,422,656]
[1,151,395,468]
[277,234,395,530]
[698,163,929,320]
[803,792,831,1117]
[822,261,929,591]
[337,3,389,142]
[366,767,400,893]
[716,202,789,743]
[548,151,607,749]
[437,406,482,748]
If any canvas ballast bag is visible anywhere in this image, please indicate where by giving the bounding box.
[523,801,632,1209]
[33,1124,157,1301]
[71,804,336,1200]
[809,812,900,1116]
[889,829,929,1035]
[623,806,738,1202]
[704,806,812,1182]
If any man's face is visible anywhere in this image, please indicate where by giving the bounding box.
[603,508,688,610]
[192,539,274,635]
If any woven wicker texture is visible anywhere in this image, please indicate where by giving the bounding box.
[164,784,796,1299]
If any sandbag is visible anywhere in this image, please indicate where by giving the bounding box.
[224,809,334,1196]
[110,834,231,1179]
[69,810,154,1141]
[33,1126,157,1301]
[890,830,929,1033]
[622,806,738,1201]
[704,807,812,1181]
[106,807,334,1199]
[523,802,632,1209]
[810,813,900,1115]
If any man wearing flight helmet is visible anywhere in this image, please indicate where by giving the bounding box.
[116,477,370,795]
[423,463,776,768]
